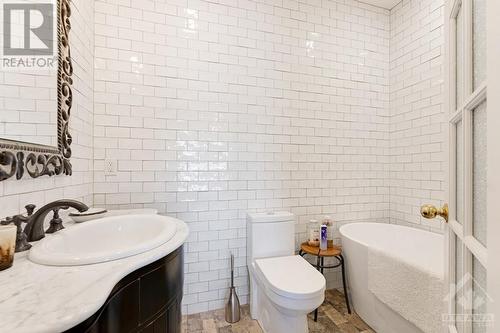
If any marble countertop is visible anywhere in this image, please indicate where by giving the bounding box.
[0,217,189,333]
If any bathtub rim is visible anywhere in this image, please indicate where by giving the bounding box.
[339,222,443,248]
[339,222,444,279]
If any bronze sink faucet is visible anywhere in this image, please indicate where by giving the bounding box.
[1,199,89,252]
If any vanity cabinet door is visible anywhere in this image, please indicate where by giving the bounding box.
[166,300,181,333]
[88,280,141,333]
[140,250,183,324]
[140,265,170,324]
[138,300,182,333]
[139,312,167,333]
[65,247,183,333]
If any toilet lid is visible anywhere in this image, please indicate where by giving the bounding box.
[255,255,326,300]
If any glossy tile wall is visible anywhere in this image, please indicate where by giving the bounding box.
[389,0,445,232]
[93,0,391,314]
[0,0,95,216]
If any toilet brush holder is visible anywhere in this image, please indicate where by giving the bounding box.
[225,253,241,323]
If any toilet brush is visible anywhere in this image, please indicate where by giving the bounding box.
[225,253,241,323]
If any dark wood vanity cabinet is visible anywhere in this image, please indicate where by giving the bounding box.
[66,247,183,333]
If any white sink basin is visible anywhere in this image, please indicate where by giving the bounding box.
[107,208,158,216]
[29,214,177,266]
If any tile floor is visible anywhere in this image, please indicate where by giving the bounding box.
[183,289,375,333]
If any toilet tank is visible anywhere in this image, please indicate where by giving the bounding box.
[247,212,295,264]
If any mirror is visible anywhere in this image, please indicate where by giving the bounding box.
[0,0,73,181]
[0,66,59,146]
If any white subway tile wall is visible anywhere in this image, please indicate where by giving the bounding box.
[389,0,445,232]
[93,0,391,314]
[0,0,447,317]
[0,0,94,215]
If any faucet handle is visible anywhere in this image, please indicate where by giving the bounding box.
[45,206,69,234]
[1,214,28,226]
[11,214,28,225]
[0,215,32,252]
[0,205,34,225]
[1,216,13,225]
[25,204,36,216]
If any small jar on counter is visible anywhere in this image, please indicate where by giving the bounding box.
[307,220,320,247]
[0,225,16,271]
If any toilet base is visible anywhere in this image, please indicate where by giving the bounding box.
[253,287,308,333]
[247,258,325,333]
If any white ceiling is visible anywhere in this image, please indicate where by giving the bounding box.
[360,0,401,9]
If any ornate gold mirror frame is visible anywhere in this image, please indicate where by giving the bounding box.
[0,0,73,181]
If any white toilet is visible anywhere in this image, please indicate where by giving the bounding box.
[247,212,326,333]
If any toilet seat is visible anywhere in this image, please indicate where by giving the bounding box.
[255,255,325,301]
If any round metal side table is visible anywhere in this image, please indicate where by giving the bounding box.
[299,242,351,322]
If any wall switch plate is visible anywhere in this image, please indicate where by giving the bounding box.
[104,159,117,176]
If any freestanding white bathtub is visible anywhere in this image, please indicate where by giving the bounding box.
[339,222,444,333]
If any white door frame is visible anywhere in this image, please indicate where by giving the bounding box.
[486,1,500,332]
[445,0,497,332]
